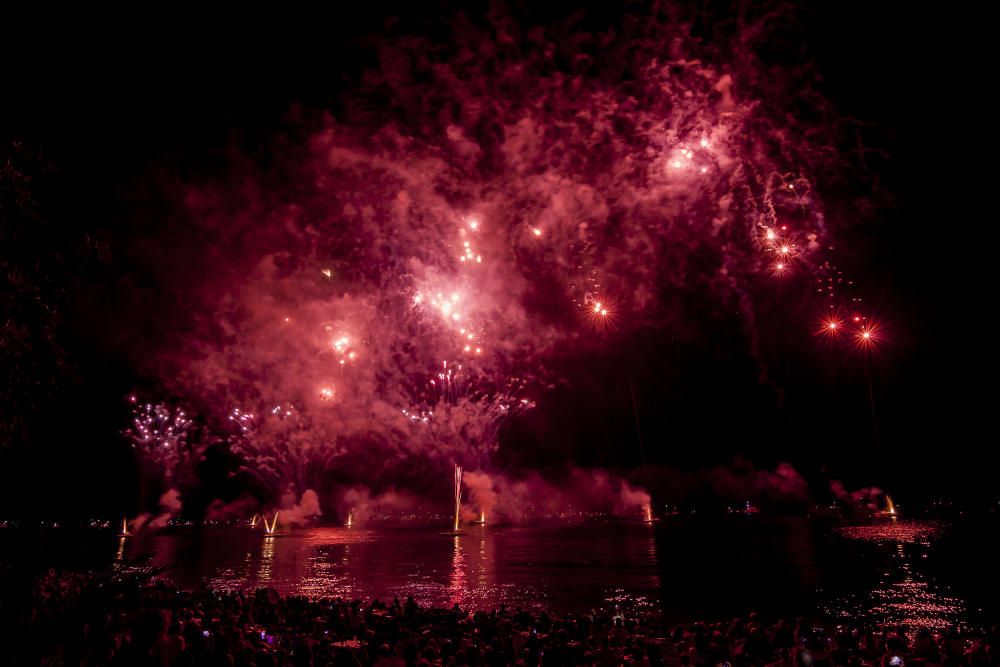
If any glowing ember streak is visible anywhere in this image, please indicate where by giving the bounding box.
[644,504,653,523]
[346,509,353,528]
[120,517,129,536]
[263,511,279,535]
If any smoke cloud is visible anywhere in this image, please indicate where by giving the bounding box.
[109,4,873,516]
[133,488,183,531]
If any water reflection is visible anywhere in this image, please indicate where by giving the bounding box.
[123,523,661,611]
[114,536,127,563]
[96,518,982,628]
[449,535,466,606]
[825,520,967,634]
[258,535,275,584]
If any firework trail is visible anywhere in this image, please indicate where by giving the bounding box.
[453,464,463,531]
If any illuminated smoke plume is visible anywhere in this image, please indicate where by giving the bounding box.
[337,486,420,526]
[462,470,498,520]
[205,494,260,523]
[120,5,877,506]
[460,469,652,523]
[635,460,814,510]
[277,488,322,526]
[830,480,886,512]
[132,488,182,531]
[706,462,810,503]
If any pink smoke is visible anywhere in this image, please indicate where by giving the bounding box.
[133,488,182,531]
[275,488,322,526]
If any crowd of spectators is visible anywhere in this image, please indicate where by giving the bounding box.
[22,570,1000,667]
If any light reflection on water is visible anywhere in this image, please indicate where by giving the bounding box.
[823,520,968,634]
[91,517,991,631]
[127,522,660,612]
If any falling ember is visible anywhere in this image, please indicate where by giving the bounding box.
[453,464,463,531]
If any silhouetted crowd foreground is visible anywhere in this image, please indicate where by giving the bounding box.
[26,570,1000,667]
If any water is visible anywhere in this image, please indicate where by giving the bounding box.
[8,516,999,630]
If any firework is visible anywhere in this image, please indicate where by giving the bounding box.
[123,399,204,482]
[227,401,343,501]
[122,5,886,508]
[401,367,535,470]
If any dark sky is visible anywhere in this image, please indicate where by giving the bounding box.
[1,3,995,517]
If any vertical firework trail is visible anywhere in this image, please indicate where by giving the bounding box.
[454,464,463,531]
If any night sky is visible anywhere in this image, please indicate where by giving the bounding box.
[1,2,994,520]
